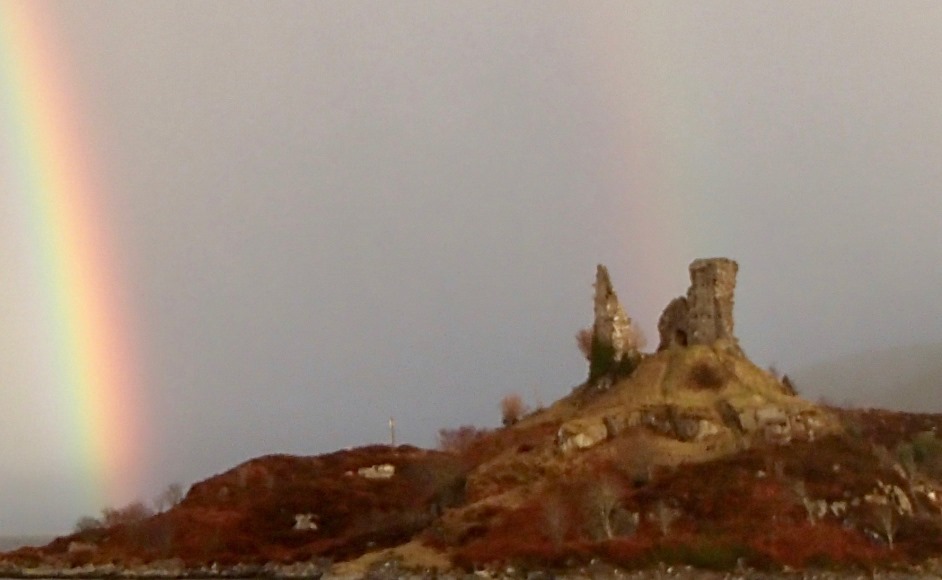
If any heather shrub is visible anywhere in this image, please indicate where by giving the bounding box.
[400,456,468,515]
[652,540,755,570]
[896,431,942,478]
[781,374,798,396]
[438,425,489,455]
[911,431,942,472]
[74,515,103,533]
[101,501,155,527]
[689,361,725,390]
[612,434,656,486]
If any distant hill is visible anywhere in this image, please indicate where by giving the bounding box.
[792,342,942,412]
[0,536,53,552]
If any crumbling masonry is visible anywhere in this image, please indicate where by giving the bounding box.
[658,258,739,350]
[592,264,634,362]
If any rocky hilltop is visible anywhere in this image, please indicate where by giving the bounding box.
[5,258,942,578]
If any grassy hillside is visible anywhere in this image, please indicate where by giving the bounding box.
[7,344,942,574]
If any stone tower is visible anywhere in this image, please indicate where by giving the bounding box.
[687,258,738,345]
[658,258,739,350]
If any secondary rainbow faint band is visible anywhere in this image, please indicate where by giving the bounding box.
[0,1,146,507]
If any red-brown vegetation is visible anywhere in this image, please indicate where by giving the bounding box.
[437,425,490,455]
[576,327,593,360]
[9,408,942,573]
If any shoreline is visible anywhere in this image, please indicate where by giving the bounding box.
[1,561,939,580]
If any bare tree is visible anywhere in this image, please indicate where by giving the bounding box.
[873,503,898,550]
[500,394,527,426]
[790,480,817,524]
[584,478,621,540]
[154,482,186,513]
[652,500,681,536]
[626,325,647,353]
[101,501,154,527]
[576,327,593,360]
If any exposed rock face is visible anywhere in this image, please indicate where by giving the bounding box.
[593,264,634,361]
[659,258,739,350]
[557,418,610,453]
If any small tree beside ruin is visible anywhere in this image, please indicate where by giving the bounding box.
[584,265,644,383]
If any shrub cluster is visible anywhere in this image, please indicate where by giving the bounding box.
[689,361,725,390]
[588,338,639,382]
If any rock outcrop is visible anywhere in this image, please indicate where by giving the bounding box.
[658,258,739,350]
[357,464,395,479]
[557,418,609,453]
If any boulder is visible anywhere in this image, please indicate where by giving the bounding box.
[357,464,395,479]
[640,406,674,436]
[558,419,609,453]
[293,513,318,531]
[694,419,721,441]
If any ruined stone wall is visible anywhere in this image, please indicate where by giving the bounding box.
[593,264,632,360]
[657,296,689,351]
[658,258,739,349]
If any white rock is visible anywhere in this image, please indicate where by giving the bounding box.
[357,464,396,479]
[557,419,609,453]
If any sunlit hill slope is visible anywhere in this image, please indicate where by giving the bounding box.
[4,259,942,575]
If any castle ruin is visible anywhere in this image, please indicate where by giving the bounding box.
[658,258,739,350]
[592,264,634,362]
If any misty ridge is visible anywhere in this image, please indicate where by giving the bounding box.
[793,342,942,412]
[0,537,52,553]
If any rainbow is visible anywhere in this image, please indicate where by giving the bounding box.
[574,11,727,337]
[0,2,145,508]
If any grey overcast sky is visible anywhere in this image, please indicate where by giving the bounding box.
[1,1,942,534]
